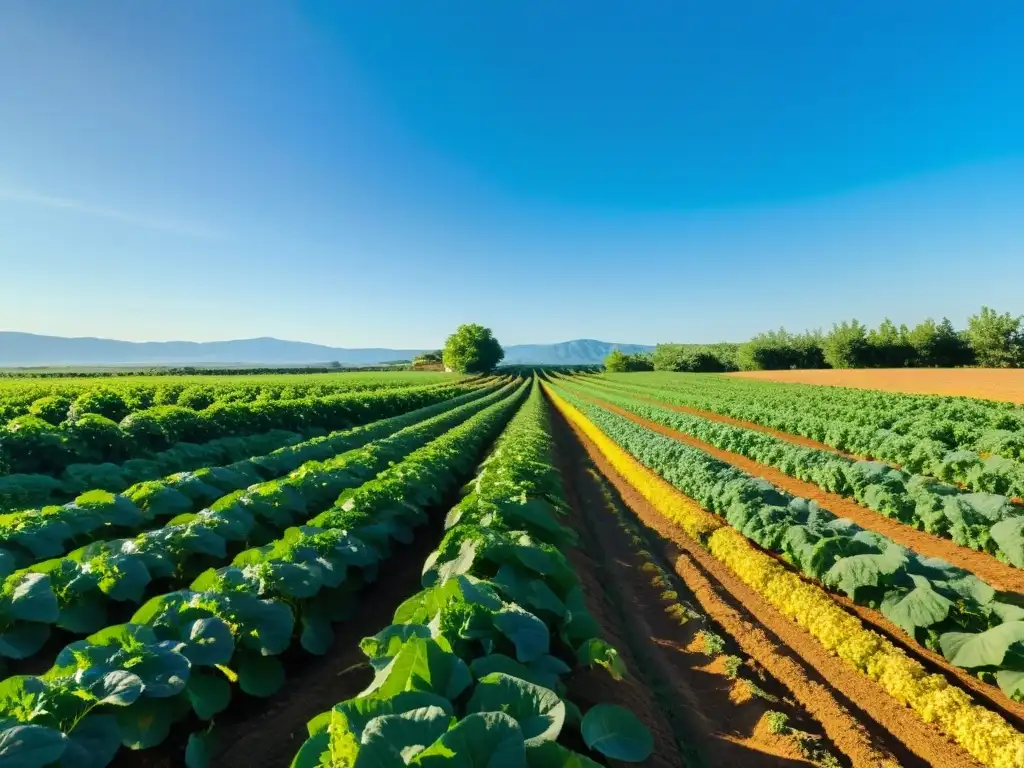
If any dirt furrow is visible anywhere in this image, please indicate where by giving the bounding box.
[582,392,1024,595]
[547,397,986,768]
[552,411,839,767]
[574,394,1024,730]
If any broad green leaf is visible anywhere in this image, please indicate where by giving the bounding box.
[358,706,453,765]
[85,670,144,707]
[997,669,1024,701]
[0,722,67,768]
[116,697,180,750]
[466,673,565,745]
[237,653,286,698]
[580,704,653,762]
[300,614,335,656]
[411,711,526,767]
[8,574,58,623]
[940,622,1024,669]
[183,617,235,666]
[290,733,329,768]
[359,625,431,661]
[493,606,549,663]
[360,638,471,701]
[0,622,50,660]
[186,672,232,720]
[879,576,953,635]
[58,715,120,768]
[823,545,908,600]
[525,741,602,768]
[470,655,557,691]
[185,729,219,768]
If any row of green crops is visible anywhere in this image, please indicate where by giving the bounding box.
[596,373,1024,498]
[563,378,1024,568]
[548,382,1024,702]
[0,382,527,767]
[0,372,461,423]
[0,380,477,504]
[0,382,503,574]
[290,380,652,768]
[0,382,519,663]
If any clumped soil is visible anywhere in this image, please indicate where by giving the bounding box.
[728,368,1024,405]
[580,395,1024,728]
[585,392,1024,594]
[546,395,985,768]
[550,410,841,767]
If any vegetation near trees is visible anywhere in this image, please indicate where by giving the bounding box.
[649,306,1019,372]
[965,306,1024,368]
[604,349,654,372]
[442,324,504,373]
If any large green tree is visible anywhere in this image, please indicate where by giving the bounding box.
[442,324,504,373]
[965,306,1024,368]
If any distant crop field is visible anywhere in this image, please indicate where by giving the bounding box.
[728,367,1024,403]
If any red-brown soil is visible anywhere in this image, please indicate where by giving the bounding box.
[551,412,844,767]
[728,369,1024,404]
[582,391,1024,595]
[546,394,987,767]
[572,393,1024,730]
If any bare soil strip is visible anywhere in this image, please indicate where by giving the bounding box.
[727,369,1024,405]
[547,406,944,768]
[582,391,1024,595]
[575,394,1024,729]
[550,412,846,767]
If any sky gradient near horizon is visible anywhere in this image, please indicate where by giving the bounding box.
[1,1,1022,348]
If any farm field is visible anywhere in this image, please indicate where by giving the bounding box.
[2,369,1024,767]
[729,368,1024,404]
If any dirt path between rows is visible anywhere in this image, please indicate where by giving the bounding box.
[579,390,1024,596]
[580,377,886,464]
[551,411,841,767]
[544,392,987,767]
[573,393,1024,731]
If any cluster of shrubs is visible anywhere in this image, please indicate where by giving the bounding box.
[610,305,1024,372]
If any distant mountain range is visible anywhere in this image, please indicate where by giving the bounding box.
[0,332,653,367]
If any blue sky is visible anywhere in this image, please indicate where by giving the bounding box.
[1,1,1022,348]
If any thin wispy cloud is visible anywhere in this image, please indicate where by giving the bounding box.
[0,185,223,240]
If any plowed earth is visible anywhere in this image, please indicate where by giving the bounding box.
[575,393,1024,724]
[728,369,1024,404]
[544,391,990,767]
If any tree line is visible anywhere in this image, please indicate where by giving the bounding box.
[605,306,1024,372]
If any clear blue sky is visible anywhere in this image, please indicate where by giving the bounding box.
[1,1,1022,348]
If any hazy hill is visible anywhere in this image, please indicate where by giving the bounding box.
[0,332,652,367]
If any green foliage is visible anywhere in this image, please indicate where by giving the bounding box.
[736,329,826,371]
[966,306,1024,368]
[551,381,1024,695]
[28,395,72,426]
[603,350,653,372]
[822,320,871,369]
[866,318,915,367]
[68,390,129,423]
[442,324,504,374]
[652,343,738,372]
[764,711,790,735]
[906,317,974,367]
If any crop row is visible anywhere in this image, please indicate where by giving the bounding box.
[0,382,503,574]
[0,381,518,663]
[565,377,1024,568]
[595,373,1024,497]
[0,372,459,423]
[0,381,527,767]
[290,379,652,767]
[0,380,476,508]
[546,383,1024,768]
[550,382,1024,697]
